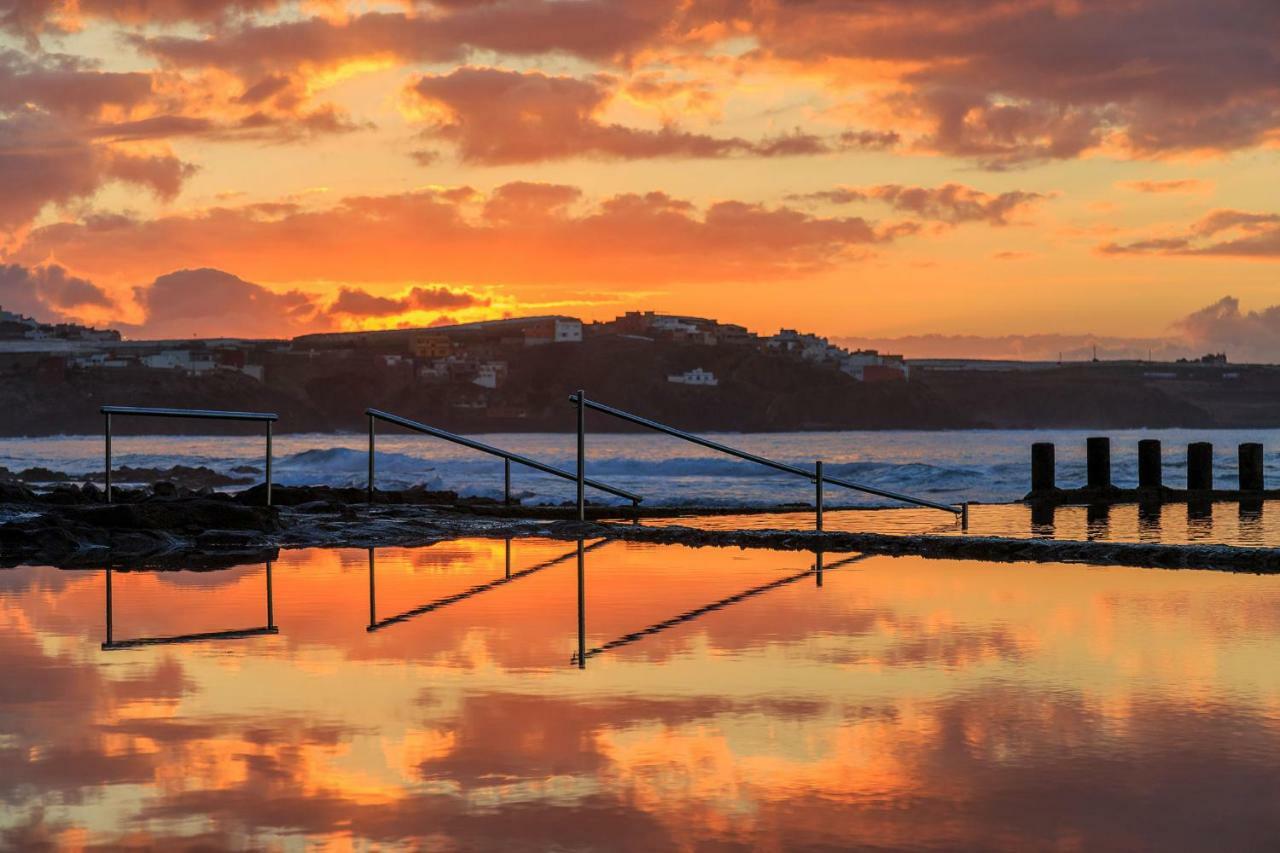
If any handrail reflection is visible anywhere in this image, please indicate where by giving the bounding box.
[102,562,278,650]
[572,551,869,666]
[367,539,610,632]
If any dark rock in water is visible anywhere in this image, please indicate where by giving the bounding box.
[41,484,98,505]
[0,480,37,504]
[109,465,253,489]
[65,499,278,533]
[235,484,459,506]
[17,466,71,483]
[291,500,358,517]
[231,465,262,475]
[196,529,266,547]
[152,481,179,498]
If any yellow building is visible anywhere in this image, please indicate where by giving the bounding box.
[410,334,452,358]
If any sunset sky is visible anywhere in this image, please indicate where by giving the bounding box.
[0,0,1277,356]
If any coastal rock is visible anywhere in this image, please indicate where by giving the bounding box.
[0,481,37,504]
[64,499,279,533]
[235,484,459,506]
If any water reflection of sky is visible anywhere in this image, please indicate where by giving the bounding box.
[4,540,1280,849]
[645,500,1280,547]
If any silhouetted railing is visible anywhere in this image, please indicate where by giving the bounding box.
[571,552,868,666]
[568,392,966,528]
[102,562,277,650]
[367,539,608,631]
[100,405,278,505]
[364,407,642,507]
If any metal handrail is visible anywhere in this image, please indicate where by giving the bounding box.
[100,406,279,422]
[365,408,642,506]
[568,392,965,526]
[100,405,277,505]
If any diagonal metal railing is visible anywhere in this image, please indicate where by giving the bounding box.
[365,408,641,507]
[568,391,967,529]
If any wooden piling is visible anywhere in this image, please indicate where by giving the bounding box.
[1239,443,1264,491]
[1086,437,1110,489]
[1138,439,1162,489]
[1187,442,1213,491]
[1031,443,1055,491]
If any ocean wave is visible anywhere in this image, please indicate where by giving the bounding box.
[273,447,441,489]
[13,432,1280,507]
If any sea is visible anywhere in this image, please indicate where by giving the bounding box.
[4,427,1280,506]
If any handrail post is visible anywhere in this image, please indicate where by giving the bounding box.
[104,411,112,504]
[265,561,274,628]
[104,567,113,645]
[504,457,512,505]
[576,537,586,669]
[961,501,969,531]
[265,420,273,507]
[576,390,586,522]
[815,460,824,532]
[367,548,376,627]
[367,413,375,505]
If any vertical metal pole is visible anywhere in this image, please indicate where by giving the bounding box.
[815,460,824,532]
[504,457,511,505]
[265,420,273,507]
[961,501,969,531]
[576,537,586,669]
[104,567,113,646]
[104,412,112,503]
[367,547,375,627]
[265,561,274,629]
[367,415,375,505]
[576,390,585,522]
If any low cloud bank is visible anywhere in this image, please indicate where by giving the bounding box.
[839,296,1280,364]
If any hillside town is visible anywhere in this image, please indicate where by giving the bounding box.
[0,307,912,392]
[3,304,1267,436]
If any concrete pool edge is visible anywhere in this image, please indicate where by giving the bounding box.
[3,496,1279,573]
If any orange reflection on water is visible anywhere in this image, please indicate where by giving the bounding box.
[3,540,1280,850]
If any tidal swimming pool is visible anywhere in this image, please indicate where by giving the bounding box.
[640,500,1280,548]
[4,539,1280,850]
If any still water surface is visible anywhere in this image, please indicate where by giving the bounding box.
[643,501,1280,547]
[4,540,1280,849]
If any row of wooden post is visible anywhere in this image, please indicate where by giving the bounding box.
[1032,438,1266,492]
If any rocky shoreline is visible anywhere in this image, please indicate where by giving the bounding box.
[2,482,1278,573]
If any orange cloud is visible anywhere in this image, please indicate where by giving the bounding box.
[791,183,1049,226]
[1116,179,1215,194]
[730,0,1280,165]
[11,183,900,289]
[1100,209,1280,257]
[405,66,883,164]
[0,108,192,231]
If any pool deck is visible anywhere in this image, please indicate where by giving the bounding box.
[2,489,1279,574]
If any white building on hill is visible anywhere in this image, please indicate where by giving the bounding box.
[668,367,719,386]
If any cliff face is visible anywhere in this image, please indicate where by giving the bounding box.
[1,337,1273,436]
